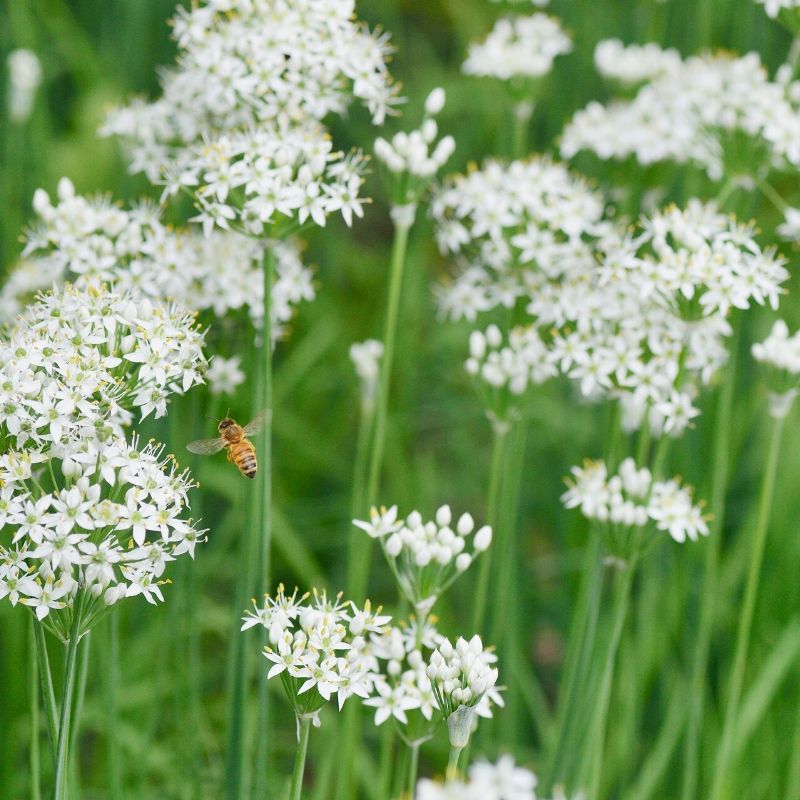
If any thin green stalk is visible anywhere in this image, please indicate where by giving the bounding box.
[377,724,394,800]
[446,745,464,782]
[355,214,413,601]
[786,685,800,799]
[709,414,785,800]
[471,426,509,634]
[511,101,532,158]
[406,742,421,799]
[544,537,603,792]
[54,601,84,800]
[681,335,738,800]
[586,563,636,797]
[33,622,58,764]
[289,717,312,800]
[68,632,91,793]
[30,621,41,800]
[107,614,122,800]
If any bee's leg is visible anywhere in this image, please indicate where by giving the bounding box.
[226,449,234,462]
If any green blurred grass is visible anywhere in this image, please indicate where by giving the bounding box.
[2,1,800,798]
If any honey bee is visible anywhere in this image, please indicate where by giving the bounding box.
[186,410,268,479]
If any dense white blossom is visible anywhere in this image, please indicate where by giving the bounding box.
[562,51,800,179]
[19,179,314,340]
[416,755,538,800]
[354,505,491,614]
[463,14,572,81]
[752,320,800,417]
[562,458,708,545]
[594,39,681,85]
[7,49,42,123]
[102,0,397,233]
[242,586,391,721]
[206,356,246,396]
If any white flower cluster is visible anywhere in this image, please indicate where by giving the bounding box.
[467,323,556,400]
[562,51,800,179]
[1,284,207,443]
[353,505,492,613]
[7,49,42,123]
[432,157,609,322]
[752,320,800,374]
[427,636,501,746]
[102,0,397,233]
[463,14,572,81]
[756,0,800,18]
[594,39,681,86]
[241,586,391,720]
[562,458,708,545]
[350,339,384,409]
[416,755,538,800]
[206,356,246,397]
[364,619,442,731]
[374,88,455,183]
[19,179,314,340]
[0,436,204,633]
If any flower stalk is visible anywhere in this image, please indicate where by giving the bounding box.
[289,716,312,800]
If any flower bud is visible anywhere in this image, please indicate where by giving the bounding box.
[424,87,446,116]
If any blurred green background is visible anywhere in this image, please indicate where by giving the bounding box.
[2,1,800,798]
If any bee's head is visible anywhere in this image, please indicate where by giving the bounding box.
[218,418,235,433]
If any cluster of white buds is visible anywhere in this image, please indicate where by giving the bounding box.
[353,506,492,614]
[241,586,391,724]
[757,0,800,19]
[350,339,384,410]
[427,635,501,748]
[364,618,442,741]
[374,88,455,182]
[19,179,314,341]
[594,39,681,86]
[752,320,800,417]
[7,49,42,124]
[463,13,572,81]
[562,458,709,549]
[562,51,800,179]
[466,324,557,421]
[416,755,538,800]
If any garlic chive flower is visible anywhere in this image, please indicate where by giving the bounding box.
[0,435,205,638]
[350,339,384,411]
[463,14,572,82]
[562,458,709,554]
[593,39,681,87]
[426,635,501,749]
[20,179,314,341]
[353,505,492,615]
[562,51,800,179]
[206,356,246,397]
[374,87,456,212]
[242,586,391,725]
[416,755,538,800]
[7,49,42,124]
[752,320,800,417]
[756,0,800,20]
[364,618,443,743]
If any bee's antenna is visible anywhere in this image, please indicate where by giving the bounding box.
[225,408,230,418]
[205,415,219,423]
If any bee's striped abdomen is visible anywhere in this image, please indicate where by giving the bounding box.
[230,440,258,479]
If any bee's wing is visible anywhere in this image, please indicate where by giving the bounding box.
[242,408,271,437]
[186,437,226,455]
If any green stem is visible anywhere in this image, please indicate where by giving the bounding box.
[33,622,58,765]
[30,621,41,800]
[709,414,785,800]
[355,214,413,600]
[377,724,394,800]
[53,600,84,800]
[545,536,603,792]
[681,336,738,800]
[446,745,464,782]
[289,717,312,800]
[755,177,788,214]
[585,562,636,797]
[107,614,122,800]
[406,742,421,799]
[68,631,91,793]
[471,426,509,634]
[511,102,532,158]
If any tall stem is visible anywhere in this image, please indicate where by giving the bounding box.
[709,415,785,800]
[33,621,58,763]
[406,742,421,799]
[585,563,636,797]
[681,338,738,800]
[30,621,41,800]
[446,745,464,782]
[53,601,84,800]
[471,426,509,633]
[289,716,312,800]
[107,614,122,800]
[352,212,413,602]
